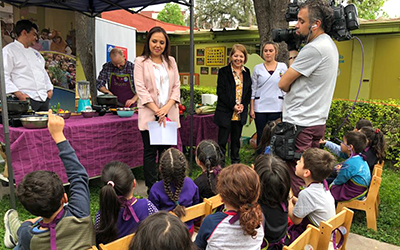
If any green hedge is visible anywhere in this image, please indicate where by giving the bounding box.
[326,99,400,168]
[180,85,400,168]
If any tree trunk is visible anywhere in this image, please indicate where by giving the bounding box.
[253,0,290,63]
[75,12,97,104]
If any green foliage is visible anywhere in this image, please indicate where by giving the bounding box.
[347,0,389,20]
[180,85,216,106]
[326,99,400,168]
[194,0,255,29]
[157,3,185,26]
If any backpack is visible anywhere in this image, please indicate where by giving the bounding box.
[270,122,304,161]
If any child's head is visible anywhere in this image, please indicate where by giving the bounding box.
[159,148,188,218]
[217,164,262,237]
[98,161,136,244]
[296,148,336,182]
[254,154,291,207]
[195,140,221,191]
[359,127,386,163]
[354,119,372,131]
[256,120,279,153]
[129,211,197,250]
[17,171,66,218]
[342,131,368,155]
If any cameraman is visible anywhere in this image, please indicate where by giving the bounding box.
[278,0,339,196]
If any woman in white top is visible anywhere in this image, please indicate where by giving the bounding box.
[134,26,181,191]
[250,42,287,153]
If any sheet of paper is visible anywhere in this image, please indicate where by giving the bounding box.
[148,121,178,145]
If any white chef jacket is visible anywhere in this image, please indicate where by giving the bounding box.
[3,40,53,102]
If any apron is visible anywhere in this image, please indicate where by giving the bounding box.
[109,73,135,106]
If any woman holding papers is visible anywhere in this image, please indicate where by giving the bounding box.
[214,44,252,166]
[249,42,287,153]
[134,26,181,191]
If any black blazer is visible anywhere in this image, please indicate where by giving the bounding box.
[214,64,252,128]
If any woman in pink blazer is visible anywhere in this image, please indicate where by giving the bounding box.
[134,26,181,191]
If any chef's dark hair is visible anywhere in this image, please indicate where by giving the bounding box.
[159,148,188,218]
[142,26,171,68]
[17,170,64,218]
[97,161,135,244]
[15,19,38,37]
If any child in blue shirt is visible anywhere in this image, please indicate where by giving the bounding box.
[330,131,371,201]
[3,110,95,250]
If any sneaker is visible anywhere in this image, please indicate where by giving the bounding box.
[4,209,21,248]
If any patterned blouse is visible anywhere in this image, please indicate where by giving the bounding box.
[231,65,245,121]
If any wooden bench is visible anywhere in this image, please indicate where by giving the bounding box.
[283,225,320,250]
[98,233,135,250]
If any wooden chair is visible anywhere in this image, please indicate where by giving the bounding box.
[89,246,99,250]
[283,225,320,250]
[204,194,224,211]
[317,207,354,250]
[372,162,383,213]
[98,233,135,250]
[336,174,382,231]
[180,201,211,222]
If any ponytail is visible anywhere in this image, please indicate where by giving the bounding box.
[204,158,216,194]
[239,202,263,237]
[97,183,120,243]
[360,127,386,164]
[196,140,221,194]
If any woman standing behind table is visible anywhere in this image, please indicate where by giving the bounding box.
[134,26,180,191]
[250,42,287,154]
[214,44,252,166]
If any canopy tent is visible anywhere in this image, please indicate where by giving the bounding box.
[0,0,196,208]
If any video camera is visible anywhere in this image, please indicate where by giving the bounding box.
[273,0,359,49]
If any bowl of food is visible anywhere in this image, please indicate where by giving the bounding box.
[117,108,135,118]
[109,108,118,115]
[81,110,96,118]
[58,110,71,119]
[20,116,48,129]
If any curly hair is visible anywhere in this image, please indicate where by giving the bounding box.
[196,140,221,194]
[254,154,291,208]
[17,171,64,218]
[359,127,386,164]
[300,0,334,32]
[97,161,135,244]
[159,148,188,218]
[217,164,262,237]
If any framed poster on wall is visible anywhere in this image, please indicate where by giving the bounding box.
[205,47,225,66]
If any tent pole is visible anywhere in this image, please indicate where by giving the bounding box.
[91,17,97,104]
[0,23,16,209]
[189,0,194,172]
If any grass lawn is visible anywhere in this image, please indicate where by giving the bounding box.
[0,145,399,249]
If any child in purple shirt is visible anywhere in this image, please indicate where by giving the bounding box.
[95,162,158,245]
[148,148,200,235]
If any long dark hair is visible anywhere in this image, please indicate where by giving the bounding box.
[129,211,198,250]
[256,120,279,153]
[196,140,221,194]
[360,127,386,164]
[254,154,291,208]
[97,161,135,244]
[141,26,171,68]
[159,148,188,218]
[217,164,262,237]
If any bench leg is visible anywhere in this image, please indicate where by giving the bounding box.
[366,206,377,231]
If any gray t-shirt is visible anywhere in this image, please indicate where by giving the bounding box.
[293,183,336,226]
[283,33,339,127]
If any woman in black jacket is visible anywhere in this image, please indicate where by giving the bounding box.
[214,44,252,166]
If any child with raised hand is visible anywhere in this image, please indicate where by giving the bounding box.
[129,211,198,250]
[330,131,371,201]
[359,126,386,173]
[148,148,199,234]
[194,140,222,200]
[3,110,95,250]
[95,161,158,245]
[195,164,264,250]
[288,148,336,243]
[254,154,291,249]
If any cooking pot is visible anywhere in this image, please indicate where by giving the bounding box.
[97,94,118,107]
[7,100,29,114]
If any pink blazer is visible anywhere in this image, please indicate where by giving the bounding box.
[134,56,181,131]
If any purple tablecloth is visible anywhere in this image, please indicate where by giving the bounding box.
[0,113,181,184]
[179,114,219,146]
